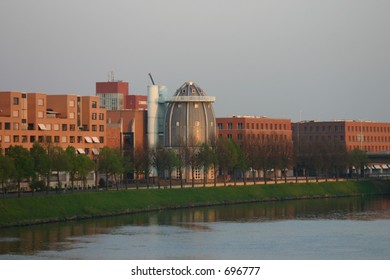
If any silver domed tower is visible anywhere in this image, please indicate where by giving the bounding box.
[165,81,216,147]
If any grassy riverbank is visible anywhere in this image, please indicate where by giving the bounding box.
[1,180,390,228]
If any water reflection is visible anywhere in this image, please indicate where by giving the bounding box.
[0,196,389,258]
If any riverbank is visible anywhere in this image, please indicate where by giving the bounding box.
[1,180,390,228]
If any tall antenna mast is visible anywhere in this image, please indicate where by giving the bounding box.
[108,71,115,82]
[148,73,156,85]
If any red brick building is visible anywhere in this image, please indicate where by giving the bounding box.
[292,120,390,153]
[216,115,292,143]
[96,80,147,111]
[0,91,106,155]
[125,95,147,110]
[106,110,147,151]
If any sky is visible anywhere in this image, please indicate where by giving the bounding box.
[1,0,389,122]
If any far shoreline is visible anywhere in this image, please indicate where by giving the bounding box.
[1,180,389,229]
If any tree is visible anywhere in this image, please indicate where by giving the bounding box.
[216,138,238,186]
[76,154,95,189]
[8,145,34,197]
[49,146,68,191]
[65,146,78,190]
[165,149,179,188]
[98,147,123,189]
[277,139,294,183]
[185,136,201,188]
[30,143,50,193]
[152,147,168,189]
[197,143,214,187]
[0,153,15,198]
[349,148,369,179]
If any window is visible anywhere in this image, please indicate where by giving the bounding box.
[30,136,35,143]
[13,97,19,105]
[194,103,199,109]
[22,135,27,143]
[46,136,52,143]
[13,110,19,117]
[5,122,10,130]
[54,136,60,143]
[227,134,232,139]
[92,101,97,108]
[69,100,75,107]
[62,124,67,131]
[251,123,254,129]
[99,136,104,143]
[53,124,59,131]
[4,136,10,143]
[70,124,76,131]
[99,113,104,120]
[176,122,180,127]
[69,112,75,119]
[70,136,75,143]
[238,122,243,129]
[38,98,44,106]
[217,123,223,129]
[194,168,201,179]
[13,123,19,130]
[99,125,104,132]
[13,135,19,143]
[77,136,82,143]
[92,125,97,131]
[92,113,97,120]
[37,111,44,118]
[46,124,51,130]
[228,123,233,130]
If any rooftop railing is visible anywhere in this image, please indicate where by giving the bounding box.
[162,96,216,103]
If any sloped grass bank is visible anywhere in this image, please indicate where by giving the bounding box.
[1,180,390,228]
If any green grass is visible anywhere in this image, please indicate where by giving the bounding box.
[1,180,389,227]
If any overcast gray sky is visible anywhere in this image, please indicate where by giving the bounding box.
[1,0,389,122]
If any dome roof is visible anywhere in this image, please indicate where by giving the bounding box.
[164,81,216,147]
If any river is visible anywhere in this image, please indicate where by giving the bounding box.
[0,195,390,259]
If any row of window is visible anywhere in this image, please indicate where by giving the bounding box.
[295,125,390,134]
[348,135,390,143]
[218,122,288,131]
[350,145,390,153]
[220,133,289,141]
[347,125,390,133]
[0,122,105,132]
[0,135,104,145]
[295,125,344,133]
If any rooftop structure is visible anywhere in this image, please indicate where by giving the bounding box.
[164,81,216,147]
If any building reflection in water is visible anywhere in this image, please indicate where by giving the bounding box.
[0,196,389,256]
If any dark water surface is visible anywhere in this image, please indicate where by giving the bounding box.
[1,196,390,259]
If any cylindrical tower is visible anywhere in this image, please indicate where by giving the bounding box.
[147,85,159,149]
[164,81,216,148]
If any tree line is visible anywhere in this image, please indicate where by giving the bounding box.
[0,137,369,197]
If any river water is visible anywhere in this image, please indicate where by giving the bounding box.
[0,196,390,260]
